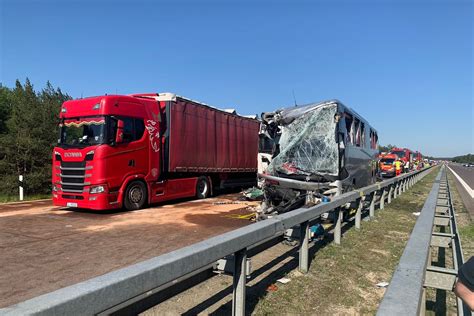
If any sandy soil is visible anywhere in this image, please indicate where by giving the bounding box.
[0,194,256,307]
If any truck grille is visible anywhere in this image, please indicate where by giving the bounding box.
[60,161,87,193]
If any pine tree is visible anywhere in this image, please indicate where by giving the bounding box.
[0,79,71,197]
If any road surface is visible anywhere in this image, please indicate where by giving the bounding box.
[0,194,256,307]
[447,163,473,218]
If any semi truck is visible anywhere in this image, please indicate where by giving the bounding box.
[52,93,259,211]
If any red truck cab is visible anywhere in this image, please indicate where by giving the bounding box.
[52,93,259,211]
[390,148,411,164]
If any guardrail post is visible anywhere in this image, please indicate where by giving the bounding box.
[369,191,376,218]
[232,248,247,316]
[380,189,385,210]
[299,221,310,273]
[334,209,343,244]
[388,185,393,203]
[355,198,363,229]
[419,288,426,315]
[400,180,404,194]
[393,183,398,199]
[334,180,343,245]
[401,179,406,193]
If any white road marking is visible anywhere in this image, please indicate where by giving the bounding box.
[448,166,474,199]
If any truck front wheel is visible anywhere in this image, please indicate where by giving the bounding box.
[124,181,147,211]
[196,176,210,199]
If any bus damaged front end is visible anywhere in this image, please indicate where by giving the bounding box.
[258,100,344,218]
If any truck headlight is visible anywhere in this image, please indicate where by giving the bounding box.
[90,185,106,194]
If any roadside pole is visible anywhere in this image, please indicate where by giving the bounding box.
[19,175,24,201]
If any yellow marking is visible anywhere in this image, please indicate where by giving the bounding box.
[224,213,255,220]
[64,120,105,127]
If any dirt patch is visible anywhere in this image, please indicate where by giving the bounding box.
[0,193,255,308]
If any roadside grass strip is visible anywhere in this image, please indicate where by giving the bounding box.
[253,170,439,315]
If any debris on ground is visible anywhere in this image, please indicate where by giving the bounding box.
[412,212,421,216]
[376,281,389,288]
[213,201,247,205]
[241,187,264,201]
[276,278,291,284]
[224,212,256,221]
[310,224,325,240]
[267,284,278,292]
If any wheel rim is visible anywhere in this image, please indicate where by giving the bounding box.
[198,179,208,196]
[129,186,143,203]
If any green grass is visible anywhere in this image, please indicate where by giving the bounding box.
[253,168,439,315]
[0,194,51,203]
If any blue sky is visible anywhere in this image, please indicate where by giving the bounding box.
[1,0,472,157]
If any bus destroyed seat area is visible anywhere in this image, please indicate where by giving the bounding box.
[258,100,378,217]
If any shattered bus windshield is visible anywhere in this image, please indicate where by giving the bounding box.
[267,103,338,177]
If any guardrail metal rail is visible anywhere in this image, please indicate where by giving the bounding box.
[377,166,471,316]
[1,167,434,316]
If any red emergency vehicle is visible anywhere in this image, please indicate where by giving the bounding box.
[390,147,412,163]
[52,93,259,211]
[378,153,398,178]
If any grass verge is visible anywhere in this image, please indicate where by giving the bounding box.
[253,168,439,315]
[0,194,51,203]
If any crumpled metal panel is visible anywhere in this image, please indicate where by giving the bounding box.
[267,103,338,177]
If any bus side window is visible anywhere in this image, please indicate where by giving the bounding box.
[355,119,361,147]
[344,113,353,144]
[360,123,365,148]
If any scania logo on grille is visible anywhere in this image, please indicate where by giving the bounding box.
[64,152,82,158]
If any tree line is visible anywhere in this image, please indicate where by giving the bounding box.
[0,79,71,197]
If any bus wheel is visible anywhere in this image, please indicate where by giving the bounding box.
[196,176,210,199]
[124,181,147,210]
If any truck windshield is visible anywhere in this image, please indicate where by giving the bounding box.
[391,151,405,158]
[59,116,107,148]
[381,159,395,164]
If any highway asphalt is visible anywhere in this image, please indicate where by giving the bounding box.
[447,163,473,218]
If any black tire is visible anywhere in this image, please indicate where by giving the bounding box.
[196,176,210,199]
[124,181,147,211]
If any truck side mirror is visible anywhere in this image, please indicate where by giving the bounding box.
[115,119,125,144]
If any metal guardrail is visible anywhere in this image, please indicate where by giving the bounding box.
[1,167,434,316]
[377,166,471,316]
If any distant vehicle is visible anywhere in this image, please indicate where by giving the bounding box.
[258,99,378,216]
[379,154,398,178]
[390,147,413,166]
[52,93,259,211]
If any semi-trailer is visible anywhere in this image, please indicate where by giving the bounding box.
[52,93,259,211]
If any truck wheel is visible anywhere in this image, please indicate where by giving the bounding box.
[124,181,147,211]
[196,176,210,199]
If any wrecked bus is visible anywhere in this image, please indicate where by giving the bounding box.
[258,100,378,216]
